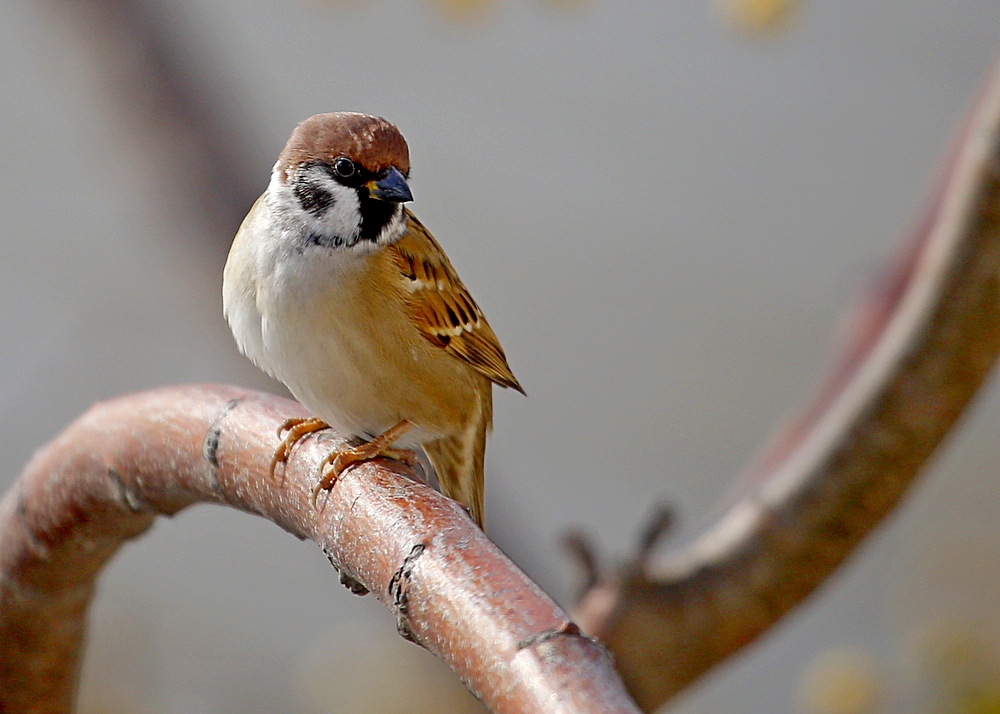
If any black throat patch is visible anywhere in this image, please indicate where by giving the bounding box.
[357,191,398,243]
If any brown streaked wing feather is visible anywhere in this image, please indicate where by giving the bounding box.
[388,210,524,394]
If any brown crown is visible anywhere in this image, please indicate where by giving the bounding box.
[276,112,410,179]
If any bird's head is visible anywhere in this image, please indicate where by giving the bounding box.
[269,112,413,251]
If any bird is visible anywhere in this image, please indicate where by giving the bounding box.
[222,112,523,529]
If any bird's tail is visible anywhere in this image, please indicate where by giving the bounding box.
[422,397,490,530]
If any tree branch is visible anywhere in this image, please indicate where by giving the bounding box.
[0,386,640,714]
[573,60,1000,712]
[44,0,262,252]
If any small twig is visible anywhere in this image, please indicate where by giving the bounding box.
[560,531,600,596]
[634,504,675,565]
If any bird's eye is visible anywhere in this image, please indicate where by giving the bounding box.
[333,157,356,179]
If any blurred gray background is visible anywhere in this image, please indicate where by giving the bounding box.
[2,1,1000,712]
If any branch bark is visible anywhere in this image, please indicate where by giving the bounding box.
[0,386,640,714]
[573,60,1000,712]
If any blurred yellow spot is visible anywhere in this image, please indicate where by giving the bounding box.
[539,0,593,13]
[427,0,496,23]
[965,688,1000,714]
[908,620,1000,714]
[923,624,992,687]
[714,0,802,36]
[798,648,879,714]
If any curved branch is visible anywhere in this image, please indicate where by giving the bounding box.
[574,60,1000,712]
[0,386,639,714]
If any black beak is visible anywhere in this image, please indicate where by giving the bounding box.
[368,167,413,203]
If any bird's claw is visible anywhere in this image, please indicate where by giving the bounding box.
[310,421,417,507]
[270,416,329,479]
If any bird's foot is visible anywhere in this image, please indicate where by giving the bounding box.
[271,416,330,479]
[311,420,417,506]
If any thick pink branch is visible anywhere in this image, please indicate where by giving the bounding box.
[0,385,639,714]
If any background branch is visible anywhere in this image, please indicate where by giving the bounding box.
[0,385,639,714]
[46,0,264,263]
[573,60,1000,712]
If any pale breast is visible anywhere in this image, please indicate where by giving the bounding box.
[223,196,272,377]
[253,238,485,446]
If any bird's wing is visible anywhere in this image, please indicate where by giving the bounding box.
[387,210,524,393]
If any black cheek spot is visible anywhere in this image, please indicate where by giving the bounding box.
[308,231,344,249]
[294,181,334,217]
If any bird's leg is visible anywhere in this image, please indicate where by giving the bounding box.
[271,416,330,479]
[312,420,418,505]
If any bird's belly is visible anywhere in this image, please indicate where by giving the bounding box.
[260,280,479,447]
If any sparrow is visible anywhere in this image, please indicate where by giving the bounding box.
[222,112,523,529]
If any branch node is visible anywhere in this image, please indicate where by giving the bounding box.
[321,546,370,596]
[388,541,427,642]
[202,398,241,492]
[517,620,583,650]
[339,570,370,596]
[107,468,147,514]
[14,482,51,560]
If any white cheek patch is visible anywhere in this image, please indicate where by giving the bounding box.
[317,183,362,242]
[265,164,407,255]
[266,166,359,242]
